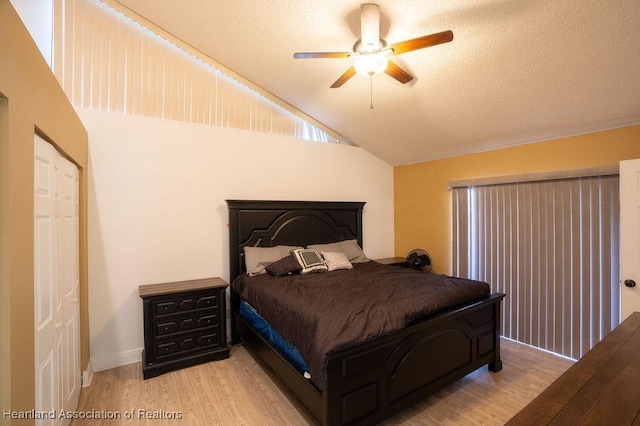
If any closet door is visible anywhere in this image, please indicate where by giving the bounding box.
[34,135,80,425]
[35,135,58,425]
[57,142,80,418]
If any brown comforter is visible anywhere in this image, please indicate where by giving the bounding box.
[231,261,490,390]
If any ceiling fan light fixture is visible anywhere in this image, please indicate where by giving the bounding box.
[354,53,388,76]
[292,3,454,88]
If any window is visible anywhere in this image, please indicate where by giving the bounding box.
[51,0,346,144]
[452,173,619,359]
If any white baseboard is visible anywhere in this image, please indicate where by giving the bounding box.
[90,348,143,372]
[82,361,94,387]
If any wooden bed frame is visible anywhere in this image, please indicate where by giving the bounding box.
[227,200,505,425]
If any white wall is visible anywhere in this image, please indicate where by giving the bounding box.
[9,0,53,66]
[80,108,394,370]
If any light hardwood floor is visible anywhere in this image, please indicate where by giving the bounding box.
[72,339,573,425]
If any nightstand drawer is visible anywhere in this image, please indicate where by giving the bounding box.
[155,332,221,360]
[155,312,219,337]
[153,293,219,317]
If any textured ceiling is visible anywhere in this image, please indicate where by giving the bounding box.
[114,0,640,166]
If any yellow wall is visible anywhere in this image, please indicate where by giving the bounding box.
[0,1,88,422]
[394,125,640,274]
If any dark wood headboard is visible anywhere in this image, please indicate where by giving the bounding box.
[226,200,365,283]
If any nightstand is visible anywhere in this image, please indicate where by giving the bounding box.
[375,257,410,268]
[139,277,230,379]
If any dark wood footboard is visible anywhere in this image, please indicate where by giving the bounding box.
[322,293,504,425]
[234,291,504,426]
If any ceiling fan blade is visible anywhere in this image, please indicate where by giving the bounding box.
[294,52,351,59]
[360,3,380,49]
[330,66,356,88]
[388,30,453,55]
[385,60,413,84]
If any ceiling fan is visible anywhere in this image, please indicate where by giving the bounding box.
[293,3,453,88]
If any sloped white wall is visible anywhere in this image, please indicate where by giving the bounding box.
[80,108,394,370]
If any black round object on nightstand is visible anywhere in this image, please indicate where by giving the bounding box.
[406,249,432,273]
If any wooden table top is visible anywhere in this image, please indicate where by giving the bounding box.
[506,311,640,425]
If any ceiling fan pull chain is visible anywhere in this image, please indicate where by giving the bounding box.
[370,75,374,109]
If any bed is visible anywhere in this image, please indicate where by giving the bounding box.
[227,200,505,425]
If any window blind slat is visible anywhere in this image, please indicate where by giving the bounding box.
[569,179,582,358]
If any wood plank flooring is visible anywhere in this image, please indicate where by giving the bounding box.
[72,338,573,425]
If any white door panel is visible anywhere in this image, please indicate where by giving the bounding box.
[34,136,58,426]
[620,159,640,320]
[34,217,55,333]
[58,154,80,419]
[36,349,56,426]
[34,134,80,426]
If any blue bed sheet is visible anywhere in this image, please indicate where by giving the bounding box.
[239,300,311,377]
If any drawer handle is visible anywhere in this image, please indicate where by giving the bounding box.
[155,302,178,315]
[157,342,178,355]
[197,334,217,347]
[196,315,217,328]
[156,322,179,335]
[196,296,217,309]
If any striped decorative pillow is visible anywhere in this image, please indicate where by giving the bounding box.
[321,251,353,271]
[291,249,328,274]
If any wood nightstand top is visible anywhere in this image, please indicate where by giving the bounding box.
[139,277,228,298]
[374,257,407,265]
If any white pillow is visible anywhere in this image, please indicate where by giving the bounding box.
[321,251,353,271]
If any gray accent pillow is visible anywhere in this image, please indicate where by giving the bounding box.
[244,245,303,276]
[308,239,369,263]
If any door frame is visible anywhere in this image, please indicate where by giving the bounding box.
[620,159,640,320]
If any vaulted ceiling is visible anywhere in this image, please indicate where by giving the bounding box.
[114,0,640,166]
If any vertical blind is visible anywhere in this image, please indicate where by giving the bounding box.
[452,174,620,359]
[51,0,343,144]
